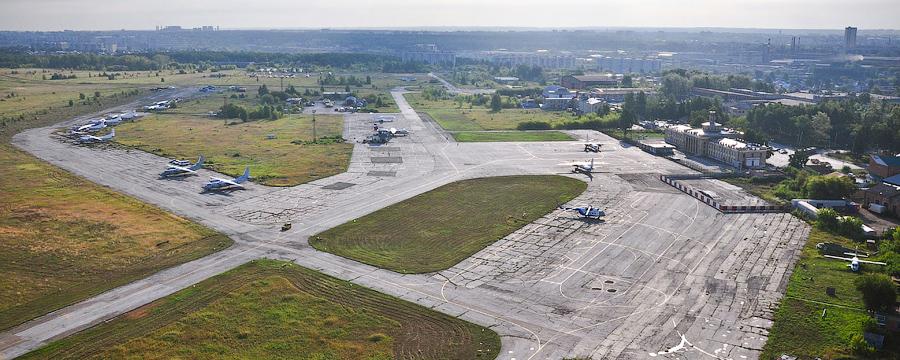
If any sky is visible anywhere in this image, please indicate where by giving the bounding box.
[1,0,899,31]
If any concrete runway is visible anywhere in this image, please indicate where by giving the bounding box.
[0,88,809,359]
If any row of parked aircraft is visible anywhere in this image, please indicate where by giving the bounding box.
[71,111,145,144]
[159,155,251,192]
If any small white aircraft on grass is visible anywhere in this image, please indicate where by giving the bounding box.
[823,251,886,272]
[79,129,115,144]
[202,167,250,192]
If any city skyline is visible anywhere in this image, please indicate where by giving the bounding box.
[1,0,899,31]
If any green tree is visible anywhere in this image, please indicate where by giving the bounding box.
[490,94,502,112]
[815,208,840,230]
[804,175,856,199]
[788,148,814,168]
[258,84,269,96]
[855,274,896,312]
[849,333,876,356]
[660,73,690,100]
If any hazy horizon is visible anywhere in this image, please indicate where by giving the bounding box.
[2,0,899,32]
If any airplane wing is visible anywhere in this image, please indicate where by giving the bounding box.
[858,259,887,265]
[168,166,197,173]
[823,255,854,262]
[558,161,590,166]
[214,178,245,188]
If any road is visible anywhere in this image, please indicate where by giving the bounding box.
[767,142,864,170]
[1,88,809,359]
[429,72,496,95]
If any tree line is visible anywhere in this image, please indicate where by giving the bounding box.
[0,49,402,72]
[744,95,899,153]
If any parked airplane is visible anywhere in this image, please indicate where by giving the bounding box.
[559,205,606,219]
[388,128,410,136]
[79,129,115,144]
[160,155,204,178]
[374,115,395,123]
[202,167,250,192]
[74,120,106,133]
[583,143,602,153]
[103,115,122,126]
[823,251,886,272]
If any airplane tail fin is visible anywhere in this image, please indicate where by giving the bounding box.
[235,167,250,183]
[191,155,205,170]
[104,129,115,140]
[589,158,594,169]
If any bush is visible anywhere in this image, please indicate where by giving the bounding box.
[804,175,856,200]
[517,121,552,130]
[815,209,865,240]
[849,333,875,356]
[815,208,840,230]
[855,274,896,312]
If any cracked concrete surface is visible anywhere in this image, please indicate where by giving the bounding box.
[0,88,809,360]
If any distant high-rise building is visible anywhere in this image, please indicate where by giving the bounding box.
[791,36,797,54]
[845,26,858,50]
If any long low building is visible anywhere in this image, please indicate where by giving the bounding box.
[664,111,769,170]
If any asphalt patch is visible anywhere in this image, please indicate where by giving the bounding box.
[367,171,397,177]
[371,157,403,164]
[322,182,356,190]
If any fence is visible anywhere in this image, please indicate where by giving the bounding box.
[659,175,782,214]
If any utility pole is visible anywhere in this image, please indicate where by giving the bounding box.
[312,109,317,142]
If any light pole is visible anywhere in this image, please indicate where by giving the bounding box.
[311,109,317,142]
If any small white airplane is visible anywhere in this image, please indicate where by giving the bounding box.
[79,129,115,144]
[388,128,410,136]
[560,159,596,174]
[558,159,597,181]
[823,251,886,272]
[74,120,106,133]
[202,167,250,192]
[583,143,602,153]
[160,155,204,178]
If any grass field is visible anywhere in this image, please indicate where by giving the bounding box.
[311,175,587,273]
[2,69,413,113]
[405,93,587,131]
[761,228,899,359]
[24,259,500,360]
[115,112,352,186]
[452,131,574,142]
[602,129,666,140]
[0,75,231,331]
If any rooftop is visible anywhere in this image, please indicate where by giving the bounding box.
[717,138,769,150]
[571,74,617,82]
[866,183,900,198]
[884,174,900,187]
[872,155,900,167]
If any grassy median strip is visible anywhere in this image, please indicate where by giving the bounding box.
[115,112,352,186]
[24,259,500,360]
[311,175,587,273]
[451,131,574,142]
